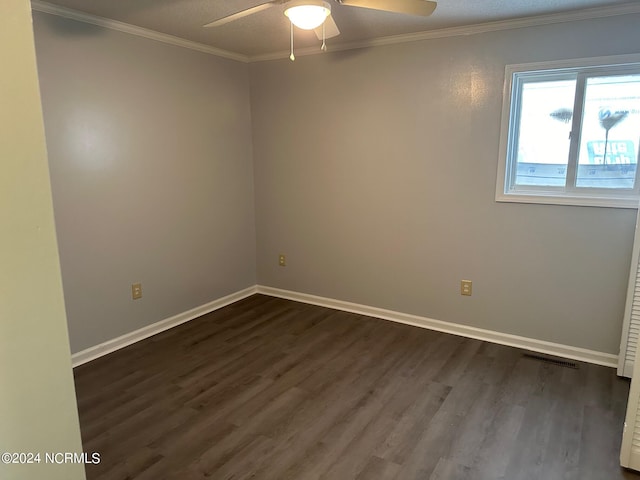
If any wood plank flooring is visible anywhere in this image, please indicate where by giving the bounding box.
[73,294,640,479]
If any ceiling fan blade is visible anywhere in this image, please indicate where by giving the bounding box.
[314,15,340,40]
[339,0,436,16]
[203,1,277,28]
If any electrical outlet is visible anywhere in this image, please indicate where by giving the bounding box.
[278,254,286,267]
[132,283,142,300]
[461,280,472,296]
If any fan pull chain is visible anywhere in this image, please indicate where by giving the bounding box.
[321,21,326,51]
[289,21,295,61]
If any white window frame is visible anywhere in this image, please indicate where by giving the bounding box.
[496,54,640,208]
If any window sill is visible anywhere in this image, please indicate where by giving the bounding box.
[495,191,639,208]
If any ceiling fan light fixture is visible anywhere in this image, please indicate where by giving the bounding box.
[284,1,331,30]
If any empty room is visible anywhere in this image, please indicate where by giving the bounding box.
[5,0,640,479]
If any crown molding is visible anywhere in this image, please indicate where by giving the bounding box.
[30,0,249,63]
[31,0,640,64]
[249,2,640,62]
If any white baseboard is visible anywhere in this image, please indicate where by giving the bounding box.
[71,286,258,367]
[71,284,619,369]
[256,285,619,368]
[619,359,634,378]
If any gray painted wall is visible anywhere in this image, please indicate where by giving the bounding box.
[32,9,640,358]
[34,12,257,353]
[250,14,640,354]
[2,1,84,478]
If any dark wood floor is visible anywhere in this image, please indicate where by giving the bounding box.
[74,294,640,480]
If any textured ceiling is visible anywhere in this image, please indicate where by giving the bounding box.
[33,0,640,59]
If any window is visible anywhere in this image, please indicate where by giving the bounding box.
[496,55,640,208]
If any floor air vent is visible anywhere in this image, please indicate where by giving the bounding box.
[523,353,579,369]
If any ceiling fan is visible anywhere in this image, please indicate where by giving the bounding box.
[203,0,437,58]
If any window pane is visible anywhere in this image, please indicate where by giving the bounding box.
[514,79,576,187]
[576,74,640,189]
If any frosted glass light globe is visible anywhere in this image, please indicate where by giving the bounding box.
[285,1,331,30]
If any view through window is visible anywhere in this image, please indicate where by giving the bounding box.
[497,57,640,207]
